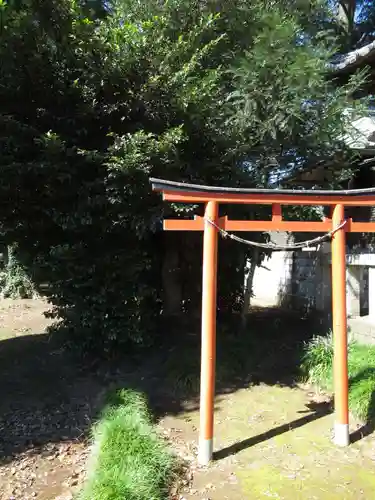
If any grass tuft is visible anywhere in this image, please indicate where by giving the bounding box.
[301,332,335,386]
[79,389,177,500]
[301,333,375,423]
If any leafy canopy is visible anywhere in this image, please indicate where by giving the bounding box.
[0,0,360,351]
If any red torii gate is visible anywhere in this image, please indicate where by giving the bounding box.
[150,177,375,465]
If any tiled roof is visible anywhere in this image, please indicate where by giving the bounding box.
[340,113,375,150]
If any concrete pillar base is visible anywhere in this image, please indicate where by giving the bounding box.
[198,438,213,466]
[333,422,350,447]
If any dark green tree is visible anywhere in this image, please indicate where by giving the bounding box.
[0,0,360,353]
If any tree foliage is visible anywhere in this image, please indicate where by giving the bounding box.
[0,244,37,299]
[0,0,359,352]
[332,1,375,50]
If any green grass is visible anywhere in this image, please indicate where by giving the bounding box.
[79,389,177,500]
[301,333,375,423]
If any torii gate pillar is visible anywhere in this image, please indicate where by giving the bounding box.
[198,201,219,464]
[331,204,349,446]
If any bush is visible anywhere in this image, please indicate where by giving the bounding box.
[0,244,37,299]
[79,389,177,500]
[301,332,335,385]
[301,334,375,423]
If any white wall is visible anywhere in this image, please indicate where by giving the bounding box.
[251,232,293,307]
[251,234,330,311]
[251,250,293,307]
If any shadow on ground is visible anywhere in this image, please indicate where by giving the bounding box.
[213,400,332,460]
[110,307,331,427]
[0,306,334,464]
[0,331,109,464]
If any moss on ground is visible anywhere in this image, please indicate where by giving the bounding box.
[238,463,360,500]
[231,386,375,499]
[176,384,375,500]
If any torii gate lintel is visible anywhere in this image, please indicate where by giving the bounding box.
[150,177,375,465]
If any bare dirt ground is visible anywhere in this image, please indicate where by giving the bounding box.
[0,299,100,500]
[0,299,374,500]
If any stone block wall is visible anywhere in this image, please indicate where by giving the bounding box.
[252,236,331,313]
[252,236,375,344]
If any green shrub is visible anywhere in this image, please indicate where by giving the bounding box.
[301,334,375,423]
[0,244,37,299]
[80,389,177,500]
[301,332,335,385]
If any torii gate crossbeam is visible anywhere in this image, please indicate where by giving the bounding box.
[150,177,375,465]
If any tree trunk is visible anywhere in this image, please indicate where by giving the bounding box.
[162,238,182,316]
[241,248,259,329]
[337,0,357,46]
